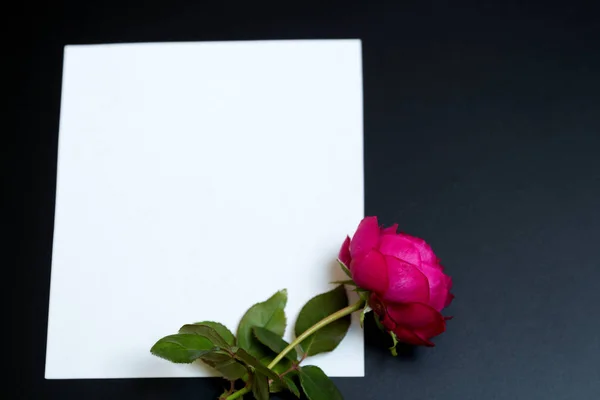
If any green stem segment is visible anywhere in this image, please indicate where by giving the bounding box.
[224,386,250,400]
[225,299,365,400]
[267,299,364,369]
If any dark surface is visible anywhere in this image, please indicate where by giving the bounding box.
[10,1,600,399]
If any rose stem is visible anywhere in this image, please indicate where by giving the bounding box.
[267,299,365,369]
[224,386,250,400]
[225,299,365,400]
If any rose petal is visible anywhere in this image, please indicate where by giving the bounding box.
[349,216,380,260]
[350,249,389,294]
[387,302,446,341]
[444,293,455,308]
[398,233,438,264]
[420,263,451,311]
[338,236,352,267]
[381,313,396,331]
[382,256,430,303]
[368,293,387,317]
[393,326,435,347]
[379,234,421,266]
[432,262,445,271]
[381,223,399,235]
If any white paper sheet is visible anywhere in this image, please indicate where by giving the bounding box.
[45,40,364,379]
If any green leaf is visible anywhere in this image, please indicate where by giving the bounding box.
[235,348,282,383]
[269,378,285,393]
[262,354,293,394]
[200,351,232,364]
[237,290,287,358]
[389,331,399,357]
[360,304,372,328]
[264,355,292,392]
[330,279,356,286]
[259,354,291,374]
[336,259,352,278]
[179,324,231,349]
[192,321,236,346]
[270,372,301,397]
[260,353,293,390]
[252,372,269,400]
[294,285,351,356]
[200,352,248,380]
[283,375,301,398]
[253,327,297,361]
[299,365,343,400]
[150,334,215,363]
[259,352,298,397]
[213,359,247,380]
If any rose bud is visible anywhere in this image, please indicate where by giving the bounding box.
[339,216,454,347]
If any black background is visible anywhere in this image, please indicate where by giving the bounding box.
[10,1,600,399]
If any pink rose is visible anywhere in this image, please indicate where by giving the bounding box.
[339,216,454,346]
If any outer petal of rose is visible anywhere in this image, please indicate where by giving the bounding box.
[431,261,445,271]
[393,326,435,347]
[350,249,389,294]
[378,234,421,265]
[398,233,438,264]
[381,223,399,235]
[338,236,352,267]
[381,313,396,331]
[369,293,398,331]
[420,263,451,311]
[444,293,455,308]
[387,302,446,341]
[349,216,381,260]
[382,255,430,303]
[414,320,446,343]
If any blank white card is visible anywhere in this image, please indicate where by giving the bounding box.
[46,40,364,379]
